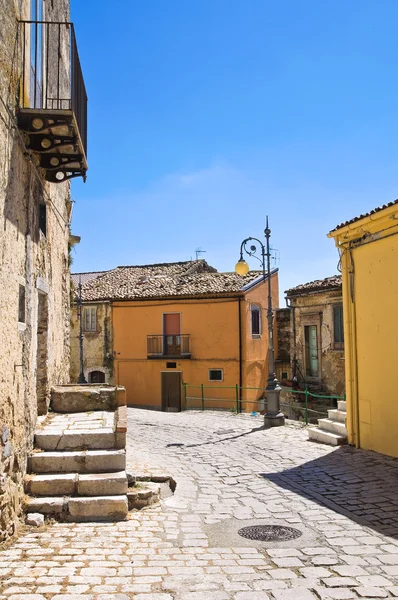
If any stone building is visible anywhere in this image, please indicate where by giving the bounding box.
[0,0,87,539]
[70,271,113,384]
[278,276,345,396]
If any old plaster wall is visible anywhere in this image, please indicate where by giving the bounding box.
[290,290,345,396]
[70,302,114,384]
[275,307,292,384]
[0,0,71,540]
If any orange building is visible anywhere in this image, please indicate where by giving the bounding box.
[71,260,279,412]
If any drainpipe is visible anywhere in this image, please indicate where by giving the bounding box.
[238,297,242,412]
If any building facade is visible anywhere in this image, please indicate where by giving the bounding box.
[329,199,398,458]
[277,276,345,397]
[71,261,279,412]
[0,0,86,539]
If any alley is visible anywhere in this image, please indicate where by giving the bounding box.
[1,409,398,599]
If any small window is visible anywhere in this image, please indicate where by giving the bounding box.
[166,362,177,369]
[209,369,223,381]
[282,372,288,380]
[251,305,261,337]
[39,204,46,236]
[88,370,105,384]
[333,304,344,349]
[84,307,97,332]
[18,285,26,323]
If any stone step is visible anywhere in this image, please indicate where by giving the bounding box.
[317,418,347,437]
[338,400,347,412]
[34,429,117,451]
[25,471,128,496]
[308,426,347,446]
[327,409,346,424]
[24,495,128,521]
[51,385,120,413]
[29,449,126,474]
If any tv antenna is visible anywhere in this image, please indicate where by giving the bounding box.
[195,247,206,260]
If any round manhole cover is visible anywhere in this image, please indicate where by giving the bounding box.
[238,525,302,542]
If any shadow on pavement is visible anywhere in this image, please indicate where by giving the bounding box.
[260,444,398,540]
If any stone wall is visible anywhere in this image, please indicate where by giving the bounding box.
[0,0,71,540]
[289,289,345,396]
[70,302,114,384]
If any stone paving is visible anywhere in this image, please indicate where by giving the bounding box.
[1,409,398,599]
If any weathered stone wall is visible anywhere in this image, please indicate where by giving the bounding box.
[0,0,71,540]
[289,289,345,396]
[70,302,114,384]
[275,308,291,362]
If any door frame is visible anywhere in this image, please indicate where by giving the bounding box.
[301,312,322,379]
[161,370,182,412]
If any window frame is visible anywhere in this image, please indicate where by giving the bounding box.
[333,303,344,350]
[208,368,224,382]
[83,306,97,332]
[251,304,261,338]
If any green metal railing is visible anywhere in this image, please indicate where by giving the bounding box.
[183,383,345,425]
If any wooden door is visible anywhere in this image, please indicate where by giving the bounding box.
[161,372,181,412]
[305,325,319,377]
[163,313,181,356]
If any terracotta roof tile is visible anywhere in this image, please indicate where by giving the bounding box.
[330,199,398,232]
[285,275,342,297]
[71,271,109,287]
[73,260,263,302]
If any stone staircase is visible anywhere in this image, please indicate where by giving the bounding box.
[24,385,128,521]
[308,400,348,446]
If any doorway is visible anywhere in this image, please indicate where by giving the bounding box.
[305,325,319,377]
[161,372,182,412]
[163,313,181,356]
[36,292,49,415]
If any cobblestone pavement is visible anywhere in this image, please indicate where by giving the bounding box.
[1,409,398,599]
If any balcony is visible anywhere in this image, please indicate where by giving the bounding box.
[17,21,87,183]
[147,335,191,359]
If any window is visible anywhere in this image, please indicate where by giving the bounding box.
[209,369,223,381]
[84,307,97,332]
[18,285,26,323]
[251,305,261,337]
[88,370,105,384]
[166,362,177,369]
[38,204,46,236]
[333,304,344,349]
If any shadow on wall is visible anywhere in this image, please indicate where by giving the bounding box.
[260,445,398,541]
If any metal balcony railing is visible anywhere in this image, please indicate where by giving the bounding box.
[17,20,87,182]
[147,335,191,359]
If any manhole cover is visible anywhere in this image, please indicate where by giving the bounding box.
[238,525,302,542]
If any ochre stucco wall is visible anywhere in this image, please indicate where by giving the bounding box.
[330,204,398,458]
[112,274,278,412]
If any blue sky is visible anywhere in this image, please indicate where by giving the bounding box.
[70,0,398,299]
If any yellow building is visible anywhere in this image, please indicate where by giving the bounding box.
[71,260,279,412]
[329,199,398,457]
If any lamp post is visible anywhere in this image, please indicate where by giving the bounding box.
[235,217,285,428]
[77,277,87,384]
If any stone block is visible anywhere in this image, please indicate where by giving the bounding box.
[77,472,128,496]
[25,497,65,514]
[26,513,45,526]
[68,495,128,521]
[51,385,118,412]
[116,405,127,432]
[84,450,126,473]
[26,473,77,496]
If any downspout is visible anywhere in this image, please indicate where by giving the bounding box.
[346,245,360,447]
[238,296,242,412]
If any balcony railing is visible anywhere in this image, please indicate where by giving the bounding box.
[17,20,87,182]
[147,335,191,359]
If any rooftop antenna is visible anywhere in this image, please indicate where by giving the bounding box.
[195,247,206,260]
[270,247,280,268]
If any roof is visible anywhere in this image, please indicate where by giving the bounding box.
[285,275,342,297]
[72,260,266,302]
[71,271,109,287]
[330,199,398,233]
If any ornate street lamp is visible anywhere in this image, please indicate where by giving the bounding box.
[236,217,285,428]
[77,277,87,384]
